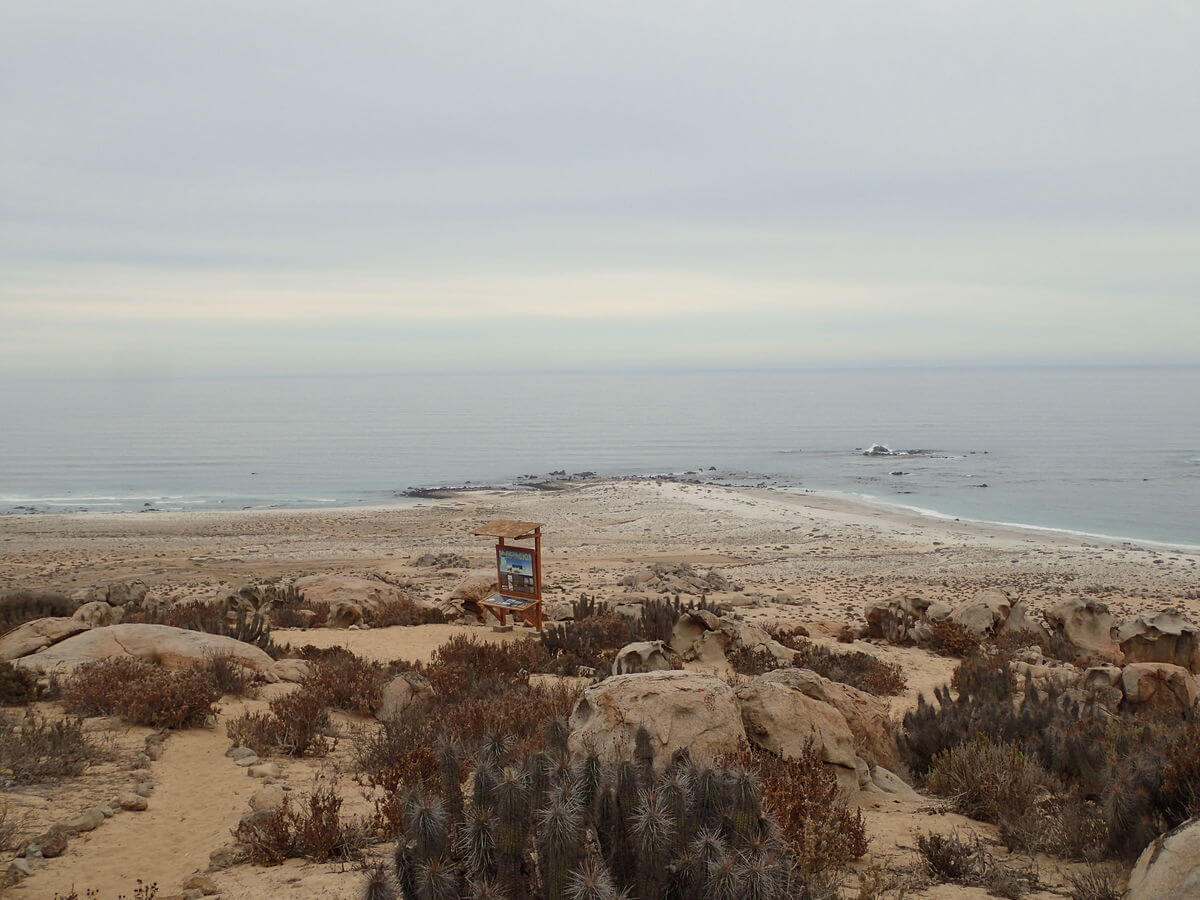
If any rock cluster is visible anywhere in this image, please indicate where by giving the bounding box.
[567,668,906,798]
[620,562,735,596]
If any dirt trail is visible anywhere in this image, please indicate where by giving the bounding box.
[13,716,255,898]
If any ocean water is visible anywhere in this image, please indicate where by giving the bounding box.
[1,367,1198,547]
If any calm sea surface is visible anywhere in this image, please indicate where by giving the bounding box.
[1,367,1197,547]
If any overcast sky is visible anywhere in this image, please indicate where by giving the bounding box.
[2,1,1198,375]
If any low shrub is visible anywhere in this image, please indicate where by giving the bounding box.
[234,783,370,865]
[0,660,38,706]
[926,737,1051,824]
[0,711,100,783]
[725,743,868,878]
[916,830,1038,898]
[792,640,907,696]
[197,652,258,698]
[299,648,389,716]
[1066,864,1124,900]
[63,658,220,729]
[924,621,983,657]
[226,688,333,757]
[0,590,74,630]
[368,596,448,628]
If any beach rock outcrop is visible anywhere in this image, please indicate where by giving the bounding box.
[0,617,91,661]
[567,671,745,768]
[1126,816,1200,899]
[996,599,1050,643]
[1120,662,1199,713]
[1044,597,1122,666]
[669,609,795,673]
[620,562,733,596]
[611,640,674,675]
[1117,610,1200,672]
[948,588,1012,637]
[104,581,149,607]
[864,592,935,643]
[377,671,435,721]
[11,623,276,675]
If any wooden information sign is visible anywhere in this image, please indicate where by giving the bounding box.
[470,519,544,631]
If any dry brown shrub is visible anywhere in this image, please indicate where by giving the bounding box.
[234,783,370,865]
[926,737,1050,823]
[0,711,101,783]
[725,743,868,878]
[369,596,448,627]
[63,658,219,729]
[792,640,907,696]
[836,625,858,644]
[227,689,333,757]
[0,660,38,706]
[925,621,983,657]
[197,651,258,697]
[993,628,1051,654]
[767,624,810,649]
[300,648,389,716]
[1066,864,1124,900]
[0,590,74,630]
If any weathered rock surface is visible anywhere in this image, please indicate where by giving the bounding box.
[1121,662,1199,712]
[864,592,934,642]
[1117,610,1200,672]
[377,671,435,720]
[0,617,91,661]
[73,601,121,628]
[620,562,733,596]
[271,658,311,683]
[12,624,276,675]
[1044,597,1123,666]
[105,581,149,606]
[670,609,794,672]
[949,588,1012,636]
[611,640,674,675]
[567,671,746,767]
[1126,816,1200,899]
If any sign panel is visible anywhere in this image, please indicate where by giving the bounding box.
[496,546,537,599]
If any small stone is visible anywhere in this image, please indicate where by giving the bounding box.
[183,890,204,900]
[207,842,248,871]
[132,752,152,769]
[33,826,68,858]
[239,807,276,829]
[227,746,256,761]
[8,858,34,879]
[119,792,149,811]
[181,873,220,894]
[249,785,286,811]
[134,782,154,797]
[144,742,164,760]
[247,762,280,778]
[98,805,116,817]
[233,754,259,768]
[67,808,105,833]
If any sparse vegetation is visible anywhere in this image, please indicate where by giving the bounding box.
[63,657,220,729]
[368,596,449,628]
[227,688,334,757]
[728,636,907,696]
[299,647,389,716]
[0,660,38,706]
[0,710,101,783]
[235,783,371,865]
[0,590,75,630]
[924,621,983,657]
[915,830,1038,898]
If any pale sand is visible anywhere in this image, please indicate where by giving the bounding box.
[2,479,1193,897]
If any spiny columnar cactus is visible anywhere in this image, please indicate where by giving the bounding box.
[373,735,802,900]
[633,726,655,790]
[439,738,465,828]
[536,781,584,899]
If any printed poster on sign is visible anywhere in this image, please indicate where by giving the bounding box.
[497,547,537,598]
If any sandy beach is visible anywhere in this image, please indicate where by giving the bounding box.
[3,479,1197,629]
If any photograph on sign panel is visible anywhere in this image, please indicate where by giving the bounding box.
[498,548,536,595]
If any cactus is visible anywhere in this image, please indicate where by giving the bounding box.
[474,761,498,811]
[632,788,674,900]
[546,718,570,762]
[704,849,742,900]
[415,855,460,900]
[661,767,694,854]
[467,879,509,900]
[537,782,584,899]
[728,769,762,849]
[693,766,725,830]
[455,803,498,883]
[634,726,656,789]
[363,862,398,900]
[564,856,618,900]
[406,793,450,862]
[438,737,465,828]
[494,767,532,899]
[738,852,782,900]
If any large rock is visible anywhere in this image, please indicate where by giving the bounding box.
[619,563,733,596]
[449,571,498,603]
[0,618,91,661]
[996,600,1050,643]
[567,672,745,768]
[1044,597,1123,666]
[949,588,1012,637]
[611,641,673,676]
[377,671,435,721]
[328,601,364,629]
[1117,610,1200,672]
[669,610,795,673]
[735,670,860,795]
[73,601,120,628]
[105,581,149,606]
[1126,816,1200,899]
[1121,662,1199,712]
[864,593,934,642]
[12,624,276,675]
[751,667,900,771]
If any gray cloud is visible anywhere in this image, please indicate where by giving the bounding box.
[2,1,1198,372]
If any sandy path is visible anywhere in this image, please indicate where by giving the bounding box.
[275,621,533,663]
[14,718,255,898]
